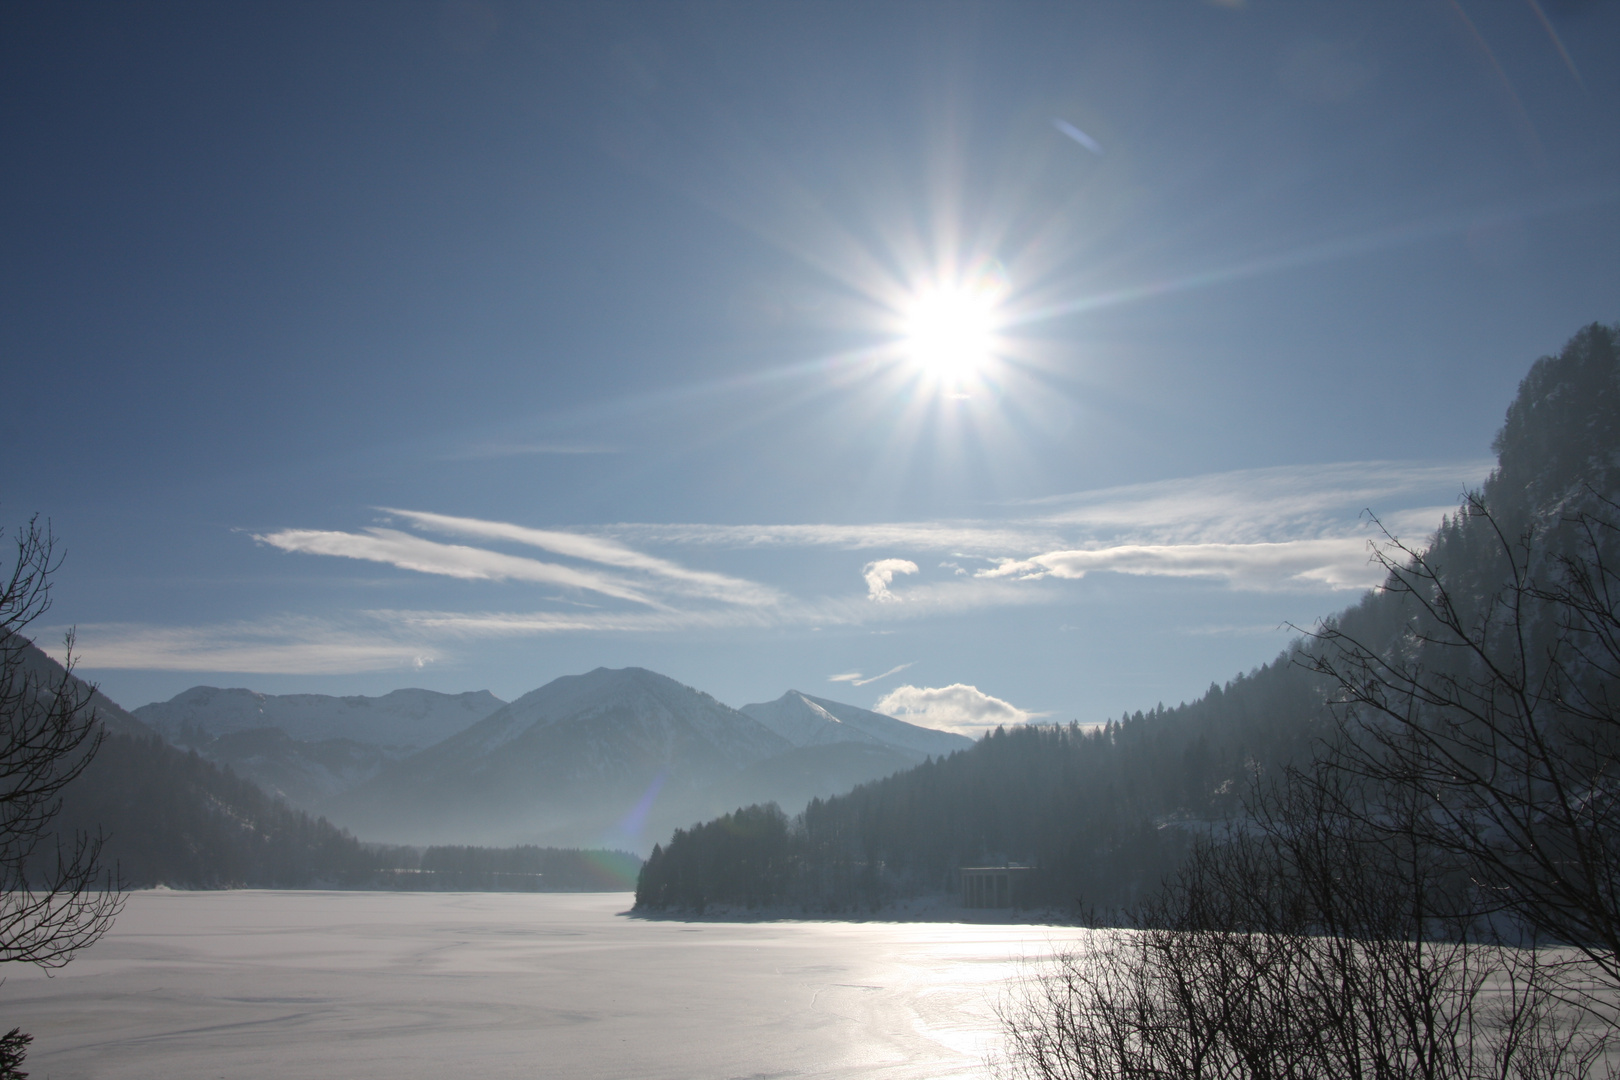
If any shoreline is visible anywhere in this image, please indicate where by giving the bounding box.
[625,893,1086,925]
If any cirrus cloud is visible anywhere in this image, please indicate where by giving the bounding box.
[379,507,780,607]
[976,537,1382,592]
[59,617,441,675]
[80,459,1488,677]
[255,527,663,606]
[828,662,914,687]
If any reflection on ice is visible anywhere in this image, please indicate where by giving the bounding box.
[4,891,1093,1080]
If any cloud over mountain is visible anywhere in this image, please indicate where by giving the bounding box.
[872,683,1037,735]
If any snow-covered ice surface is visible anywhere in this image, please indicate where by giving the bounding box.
[5,890,1094,1080]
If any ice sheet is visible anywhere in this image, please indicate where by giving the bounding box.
[3,891,1095,1080]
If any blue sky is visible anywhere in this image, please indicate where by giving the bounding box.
[4,1,1617,733]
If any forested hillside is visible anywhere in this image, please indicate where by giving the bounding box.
[51,727,384,887]
[638,644,1328,913]
[636,323,1620,916]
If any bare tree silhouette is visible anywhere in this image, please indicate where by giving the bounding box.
[0,517,125,1079]
[1306,494,1620,997]
[1002,495,1620,1080]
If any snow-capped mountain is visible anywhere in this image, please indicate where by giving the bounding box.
[133,686,507,810]
[323,667,793,848]
[419,666,789,770]
[135,686,506,750]
[740,690,973,760]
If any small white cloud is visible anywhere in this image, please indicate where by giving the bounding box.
[873,683,1038,736]
[828,672,864,683]
[863,558,919,602]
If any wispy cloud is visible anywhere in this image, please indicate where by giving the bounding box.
[377,606,781,637]
[63,618,439,675]
[873,683,1042,736]
[66,588,1033,675]
[379,579,1048,638]
[608,459,1488,554]
[978,537,1383,592]
[380,508,779,606]
[1023,460,1489,545]
[828,662,914,687]
[609,520,1062,554]
[90,458,1488,676]
[255,528,663,606]
[606,460,1487,599]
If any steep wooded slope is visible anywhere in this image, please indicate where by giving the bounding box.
[18,643,383,887]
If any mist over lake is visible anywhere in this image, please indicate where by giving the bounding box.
[3,891,1089,1080]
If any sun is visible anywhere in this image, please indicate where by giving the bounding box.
[902,284,1002,383]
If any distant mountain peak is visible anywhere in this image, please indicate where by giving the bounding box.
[324,666,793,848]
[741,690,973,759]
[134,686,506,751]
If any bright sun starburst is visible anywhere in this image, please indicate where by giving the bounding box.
[901,281,1004,384]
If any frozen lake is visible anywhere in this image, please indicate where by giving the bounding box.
[5,891,1092,1079]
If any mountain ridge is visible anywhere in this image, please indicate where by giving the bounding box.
[741,690,972,759]
[322,666,795,848]
[132,684,508,811]
[135,685,506,749]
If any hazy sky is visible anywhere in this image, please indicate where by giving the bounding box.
[4,1,1617,733]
